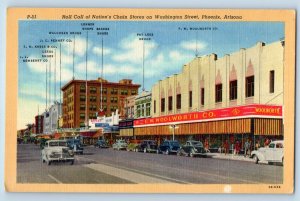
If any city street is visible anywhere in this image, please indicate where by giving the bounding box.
[17,144,283,184]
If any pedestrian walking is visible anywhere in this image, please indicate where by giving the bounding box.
[244,139,250,157]
[223,140,229,155]
[234,140,240,155]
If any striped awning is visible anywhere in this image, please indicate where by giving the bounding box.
[254,118,283,135]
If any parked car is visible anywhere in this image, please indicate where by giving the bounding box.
[94,139,109,148]
[66,139,84,154]
[251,140,284,165]
[157,140,181,155]
[138,140,158,153]
[177,140,207,157]
[41,140,75,165]
[126,140,141,152]
[112,140,128,150]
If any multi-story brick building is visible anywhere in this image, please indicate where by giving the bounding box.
[34,115,44,134]
[62,78,140,128]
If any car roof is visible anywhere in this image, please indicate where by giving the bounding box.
[47,140,67,143]
[271,140,284,143]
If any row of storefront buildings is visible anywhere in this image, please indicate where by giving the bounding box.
[20,40,285,150]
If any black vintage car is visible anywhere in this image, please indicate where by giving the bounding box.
[177,140,206,157]
[138,140,158,153]
[94,139,109,148]
[66,139,84,154]
[157,140,180,155]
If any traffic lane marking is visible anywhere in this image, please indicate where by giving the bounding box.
[48,174,62,184]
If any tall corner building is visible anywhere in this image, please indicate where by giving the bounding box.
[61,78,140,128]
[134,40,285,147]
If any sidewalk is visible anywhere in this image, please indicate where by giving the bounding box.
[206,153,255,162]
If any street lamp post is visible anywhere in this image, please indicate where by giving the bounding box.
[169,124,179,141]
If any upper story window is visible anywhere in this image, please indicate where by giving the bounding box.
[131,90,137,95]
[229,80,238,100]
[168,96,173,111]
[176,94,181,109]
[80,85,86,93]
[111,88,118,95]
[215,84,222,103]
[154,100,156,113]
[90,87,97,94]
[201,88,205,106]
[270,70,275,93]
[161,98,165,112]
[246,76,255,97]
[189,91,193,107]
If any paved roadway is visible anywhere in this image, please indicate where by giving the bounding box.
[17,144,283,184]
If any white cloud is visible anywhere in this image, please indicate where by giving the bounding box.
[180,40,207,52]
[61,36,92,57]
[112,34,157,64]
[92,46,111,56]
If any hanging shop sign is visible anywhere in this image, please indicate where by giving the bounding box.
[134,104,282,127]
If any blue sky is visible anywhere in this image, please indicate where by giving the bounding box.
[18,20,284,129]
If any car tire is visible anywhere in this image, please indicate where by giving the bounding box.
[70,160,74,165]
[47,160,51,166]
[253,155,259,164]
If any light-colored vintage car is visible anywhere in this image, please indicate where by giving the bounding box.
[41,140,75,165]
[112,140,128,150]
[251,140,284,165]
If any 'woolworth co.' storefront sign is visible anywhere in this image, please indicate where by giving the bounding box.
[134,104,282,127]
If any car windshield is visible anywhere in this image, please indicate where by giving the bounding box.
[118,140,126,143]
[148,141,156,145]
[49,141,67,147]
[191,141,203,146]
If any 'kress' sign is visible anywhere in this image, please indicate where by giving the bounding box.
[134,104,282,127]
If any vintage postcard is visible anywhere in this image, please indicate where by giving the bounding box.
[5,8,295,193]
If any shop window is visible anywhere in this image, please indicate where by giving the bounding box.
[80,122,85,127]
[229,80,238,100]
[161,98,165,112]
[176,94,181,109]
[154,100,156,113]
[201,88,204,106]
[270,70,275,93]
[80,95,86,102]
[215,84,222,103]
[245,76,254,97]
[189,91,192,107]
[168,96,173,111]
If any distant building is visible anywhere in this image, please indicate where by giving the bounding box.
[135,91,151,119]
[61,78,140,128]
[43,101,62,134]
[124,95,137,119]
[34,115,44,134]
